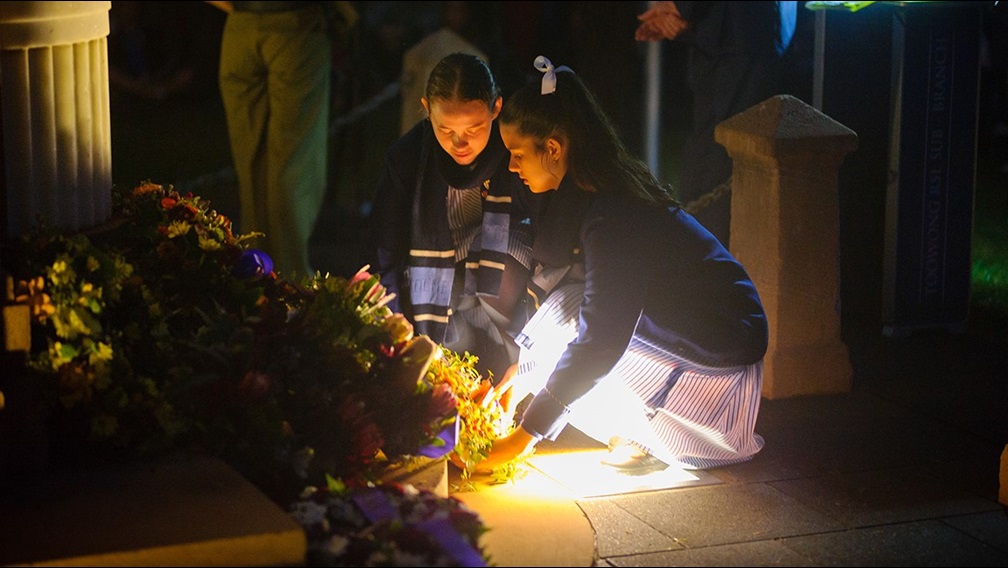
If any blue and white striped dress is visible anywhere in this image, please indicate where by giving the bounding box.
[514,282,765,470]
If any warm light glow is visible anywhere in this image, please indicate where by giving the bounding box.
[453,444,718,500]
[525,448,701,499]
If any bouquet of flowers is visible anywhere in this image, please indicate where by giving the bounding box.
[0,182,464,497]
[289,477,490,567]
[0,180,539,565]
[424,347,524,485]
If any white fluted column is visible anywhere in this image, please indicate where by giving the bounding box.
[0,1,112,236]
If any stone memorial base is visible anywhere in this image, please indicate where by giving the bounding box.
[0,452,305,567]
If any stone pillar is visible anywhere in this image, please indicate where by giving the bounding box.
[1000,443,1008,506]
[715,94,858,399]
[0,1,112,237]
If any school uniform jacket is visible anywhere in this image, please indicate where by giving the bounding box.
[519,180,769,439]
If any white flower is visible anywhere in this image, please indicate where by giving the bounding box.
[289,499,328,527]
[324,534,349,557]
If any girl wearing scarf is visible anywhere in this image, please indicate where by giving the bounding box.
[372,53,541,381]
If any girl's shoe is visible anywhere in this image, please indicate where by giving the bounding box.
[600,438,669,475]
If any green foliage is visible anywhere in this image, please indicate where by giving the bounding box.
[971,212,1008,313]
[3,182,464,497]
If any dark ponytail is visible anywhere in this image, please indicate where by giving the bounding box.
[499,59,678,208]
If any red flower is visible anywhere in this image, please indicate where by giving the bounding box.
[427,382,458,421]
[348,265,373,286]
[133,182,163,196]
[237,370,271,400]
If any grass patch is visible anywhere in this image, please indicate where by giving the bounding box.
[971,219,1008,312]
[971,164,1008,316]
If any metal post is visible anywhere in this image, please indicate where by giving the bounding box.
[643,2,662,177]
[814,10,826,110]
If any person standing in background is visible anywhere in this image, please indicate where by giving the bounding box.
[108,1,196,104]
[207,1,358,278]
[399,1,488,136]
[635,1,797,248]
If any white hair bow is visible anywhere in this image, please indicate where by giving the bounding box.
[535,55,572,95]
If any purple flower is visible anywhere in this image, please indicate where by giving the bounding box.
[417,517,488,567]
[234,249,274,279]
[417,419,459,459]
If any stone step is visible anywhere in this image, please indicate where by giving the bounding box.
[0,453,305,567]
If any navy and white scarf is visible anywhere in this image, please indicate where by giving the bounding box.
[407,125,529,343]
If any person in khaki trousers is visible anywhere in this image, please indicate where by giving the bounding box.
[207,1,356,277]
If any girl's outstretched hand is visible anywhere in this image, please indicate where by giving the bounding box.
[456,426,538,474]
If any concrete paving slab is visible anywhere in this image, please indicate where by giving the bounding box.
[769,466,1004,527]
[778,519,1008,566]
[607,483,844,547]
[449,466,596,567]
